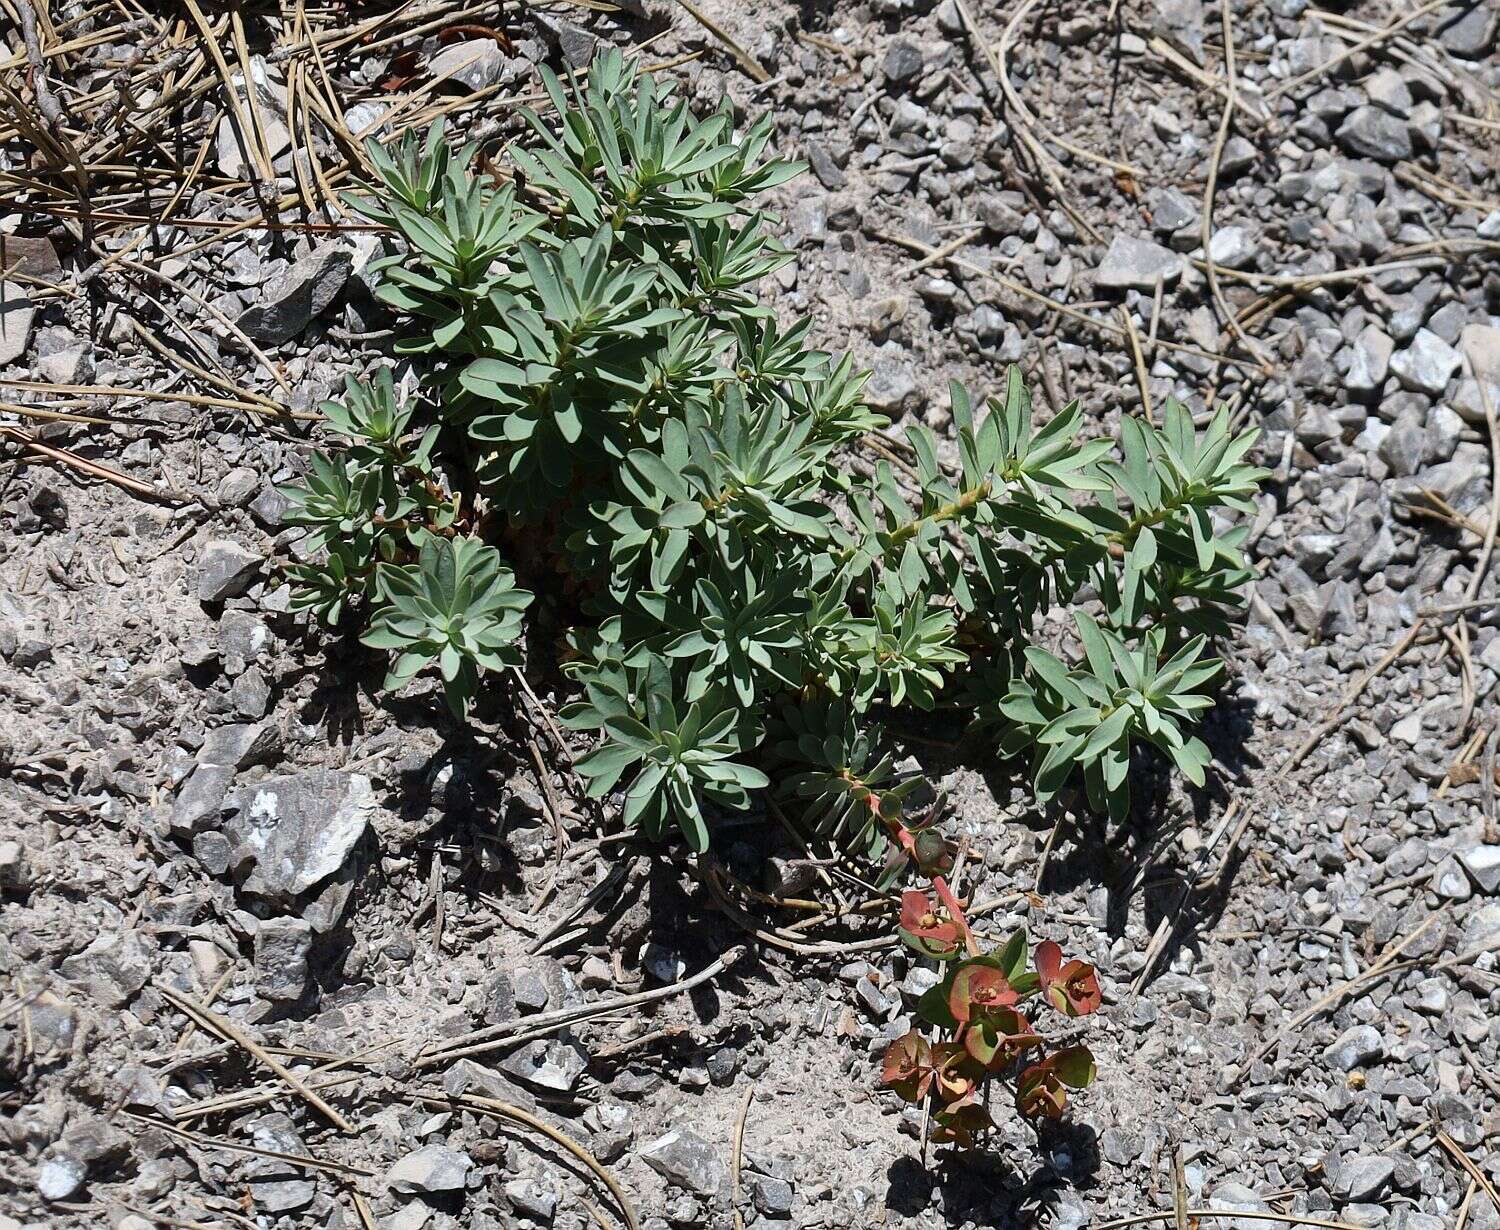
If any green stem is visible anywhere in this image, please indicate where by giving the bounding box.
[892,483,992,547]
[838,482,993,566]
[1109,485,1202,549]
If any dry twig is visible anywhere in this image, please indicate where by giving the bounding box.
[156,983,355,1132]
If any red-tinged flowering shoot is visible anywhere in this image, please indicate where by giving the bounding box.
[948,962,1019,1024]
[930,1092,994,1147]
[1015,1045,1097,1121]
[910,826,954,878]
[880,928,1103,1146]
[881,1031,933,1103]
[1035,940,1103,1017]
[963,1005,1044,1070]
[929,1042,982,1105]
[898,889,965,960]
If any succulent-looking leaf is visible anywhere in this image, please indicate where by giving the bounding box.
[880,1030,933,1103]
[1035,941,1103,1017]
[898,889,964,960]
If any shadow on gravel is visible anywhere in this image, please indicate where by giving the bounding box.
[899,677,1263,986]
[885,1115,1100,1225]
[1015,682,1261,972]
[292,626,390,745]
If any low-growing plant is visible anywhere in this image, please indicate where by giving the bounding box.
[886,885,1101,1141]
[281,48,1265,1142]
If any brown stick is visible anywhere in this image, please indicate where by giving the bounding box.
[418,1092,641,1230]
[156,984,355,1132]
[1265,0,1452,101]
[1435,1131,1500,1219]
[672,0,769,83]
[1285,620,1428,771]
[2,425,185,504]
[17,0,66,128]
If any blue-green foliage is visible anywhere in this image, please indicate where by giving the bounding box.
[281,50,1266,849]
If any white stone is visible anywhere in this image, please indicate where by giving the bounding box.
[1390,328,1461,395]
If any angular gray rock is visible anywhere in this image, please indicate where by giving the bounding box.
[237,243,353,344]
[1432,854,1472,901]
[214,66,291,177]
[0,282,35,365]
[1390,328,1461,395]
[172,762,237,835]
[1336,106,1412,162]
[225,770,375,899]
[428,38,514,90]
[199,721,280,770]
[246,1160,316,1214]
[58,932,151,1007]
[639,1128,727,1195]
[1218,134,1256,176]
[1150,187,1199,236]
[1095,234,1183,291]
[499,1036,588,1093]
[1207,1181,1270,1230]
[1323,1024,1385,1070]
[753,1174,795,1217]
[1436,3,1498,57]
[36,1154,87,1202]
[883,40,923,85]
[254,916,312,1001]
[1363,67,1412,116]
[1377,413,1427,476]
[1207,225,1256,269]
[1334,1155,1395,1202]
[1152,0,1206,61]
[1458,845,1500,894]
[505,1178,558,1222]
[0,839,25,892]
[804,140,845,191]
[442,1058,537,1110]
[533,14,597,70]
[217,466,262,507]
[197,539,262,603]
[386,1145,473,1194]
[864,352,918,413]
[1455,323,1500,424]
[1345,325,1393,394]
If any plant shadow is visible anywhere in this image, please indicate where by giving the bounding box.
[886,676,1260,987]
[885,1114,1101,1225]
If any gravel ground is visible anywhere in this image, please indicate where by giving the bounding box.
[2,1,1500,1228]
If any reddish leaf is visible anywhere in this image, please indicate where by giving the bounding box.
[930,1093,993,1146]
[947,963,1019,1024]
[929,1043,982,1106]
[437,24,516,54]
[898,889,963,959]
[880,1030,933,1103]
[961,1007,1043,1070]
[1036,940,1102,1017]
[911,826,953,876]
[380,48,423,91]
[1016,1064,1068,1120]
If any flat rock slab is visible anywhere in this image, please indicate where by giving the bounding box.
[0,235,61,279]
[0,282,36,365]
[386,1145,473,1194]
[640,1128,727,1196]
[237,243,353,344]
[197,539,263,603]
[1095,234,1183,291]
[1390,327,1461,395]
[225,770,374,899]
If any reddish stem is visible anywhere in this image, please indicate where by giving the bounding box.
[861,784,976,955]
